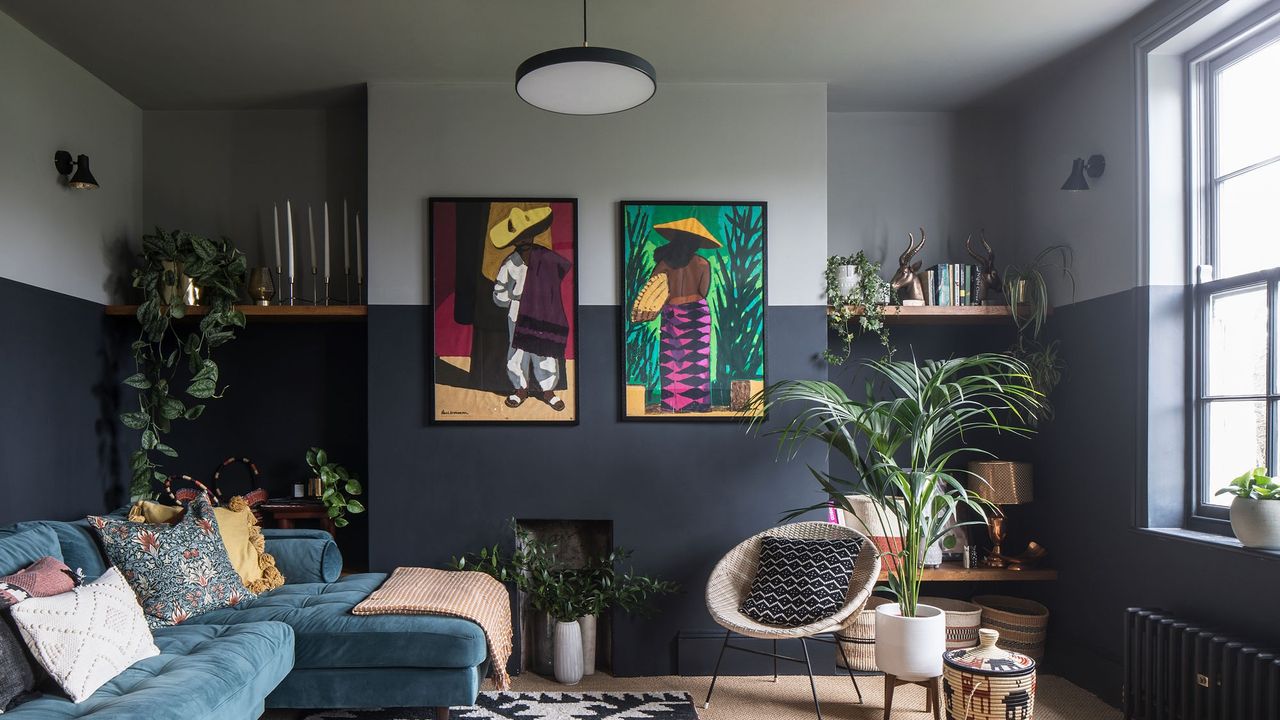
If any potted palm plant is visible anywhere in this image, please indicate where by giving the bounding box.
[754,354,1040,680]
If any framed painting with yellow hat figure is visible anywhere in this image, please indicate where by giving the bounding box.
[621,201,766,420]
[429,197,578,423]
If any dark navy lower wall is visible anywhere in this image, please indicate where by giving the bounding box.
[1027,286,1280,703]
[366,304,832,677]
[0,277,119,524]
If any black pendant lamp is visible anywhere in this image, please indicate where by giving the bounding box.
[516,0,656,115]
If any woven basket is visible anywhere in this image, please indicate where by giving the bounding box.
[833,596,891,671]
[943,629,1036,720]
[921,597,983,650]
[972,595,1050,660]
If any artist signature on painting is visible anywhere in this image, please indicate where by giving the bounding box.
[441,410,469,415]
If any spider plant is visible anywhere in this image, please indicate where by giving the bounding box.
[751,354,1041,617]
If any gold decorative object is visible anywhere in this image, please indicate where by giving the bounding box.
[889,228,926,303]
[247,267,276,306]
[307,476,323,498]
[968,461,1034,568]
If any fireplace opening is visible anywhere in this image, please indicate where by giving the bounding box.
[515,518,613,676]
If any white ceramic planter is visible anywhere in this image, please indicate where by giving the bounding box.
[875,603,946,681]
[836,266,860,296]
[1231,497,1280,549]
[578,614,597,676]
[553,620,584,685]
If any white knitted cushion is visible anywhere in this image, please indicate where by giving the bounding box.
[9,567,159,703]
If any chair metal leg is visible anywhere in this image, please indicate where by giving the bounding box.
[833,633,863,704]
[703,629,732,709]
[772,639,778,682]
[800,638,823,720]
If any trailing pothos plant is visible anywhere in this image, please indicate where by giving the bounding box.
[1004,244,1074,423]
[121,229,247,500]
[824,252,894,364]
[306,447,365,528]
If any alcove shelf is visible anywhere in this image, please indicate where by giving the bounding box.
[877,561,1058,582]
[105,305,367,322]
[829,305,1044,325]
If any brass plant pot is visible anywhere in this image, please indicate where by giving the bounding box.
[160,261,201,307]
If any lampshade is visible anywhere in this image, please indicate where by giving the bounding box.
[1060,153,1105,191]
[68,154,98,189]
[516,46,656,115]
[968,461,1033,505]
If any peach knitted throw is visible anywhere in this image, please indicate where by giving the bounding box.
[352,567,513,690]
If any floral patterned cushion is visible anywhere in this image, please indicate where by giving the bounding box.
[88,496,255,627]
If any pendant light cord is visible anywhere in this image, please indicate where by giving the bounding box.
[582,0,588,47]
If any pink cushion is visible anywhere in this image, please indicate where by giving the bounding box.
[0,556,79,607]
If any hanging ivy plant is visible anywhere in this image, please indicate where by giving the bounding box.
[121,228,247,500]
[823,252,894,364]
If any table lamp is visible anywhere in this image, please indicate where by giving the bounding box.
[967,461,1033,568]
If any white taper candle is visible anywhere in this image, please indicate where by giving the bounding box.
[323,201,330,282]
[272,204,281,271]
[355,211,363,282]
[343,198,349,273]
[307,205,316,272]
[286,199,295,279]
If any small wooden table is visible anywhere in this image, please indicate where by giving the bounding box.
[258,498,336,537]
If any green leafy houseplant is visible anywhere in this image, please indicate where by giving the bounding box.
[450,522,677,620]
[824,252,894,364]
[121,228,247,500]
[752,354,1041,617]
[1216,467,1280,500]
[305,448,365,528]
[1004,244,1074,422]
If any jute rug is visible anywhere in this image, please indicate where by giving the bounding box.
[302,691,699,719]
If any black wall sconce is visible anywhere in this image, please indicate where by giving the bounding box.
[1061,154,1105,191]
[53,150,99,189]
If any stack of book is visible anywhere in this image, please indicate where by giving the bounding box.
[921,264,982,306]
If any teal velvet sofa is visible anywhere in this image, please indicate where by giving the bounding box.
[0,520,490,719]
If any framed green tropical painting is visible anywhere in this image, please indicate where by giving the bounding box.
[621,201,766,420]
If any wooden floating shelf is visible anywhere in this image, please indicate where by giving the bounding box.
[830,305,1035,325]
[877,560,1058,582]
[105,305,367,322]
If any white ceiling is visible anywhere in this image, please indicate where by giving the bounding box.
[0,0,1161,111]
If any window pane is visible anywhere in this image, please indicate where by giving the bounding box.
[1218,38,1280,175]
[1217,161,1280,279]
[1205,400,1268,506]
[1206,285,1268,395]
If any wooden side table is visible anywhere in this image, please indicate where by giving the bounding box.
[258,499,336,537]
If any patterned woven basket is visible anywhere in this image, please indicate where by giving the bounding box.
[943,628,1036,720]
[973,595,1050,660]
[921,596,983,650]
[833,596,891,670]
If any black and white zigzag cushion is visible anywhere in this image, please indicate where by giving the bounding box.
[738,535,860,626]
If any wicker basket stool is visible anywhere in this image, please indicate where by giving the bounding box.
[833,596,891,671]
[921,596,983,651]
[942,628,1036,720]
[704,521,881,720]
[973,595,1050,660]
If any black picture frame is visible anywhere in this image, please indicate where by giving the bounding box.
[619,200,768,422]
[428,197,580,425]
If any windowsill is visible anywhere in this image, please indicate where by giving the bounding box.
[1136,526,1280,559]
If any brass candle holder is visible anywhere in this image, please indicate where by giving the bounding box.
[247,267,276,306]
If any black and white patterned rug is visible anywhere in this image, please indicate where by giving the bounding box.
[302,691,699,719]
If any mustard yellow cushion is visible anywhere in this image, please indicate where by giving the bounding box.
[128,497,284,593]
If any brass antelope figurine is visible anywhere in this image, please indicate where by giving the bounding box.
[965,230,1000,305]
[891,228,926,303]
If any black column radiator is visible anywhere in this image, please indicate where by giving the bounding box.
[1124,607,1280,719]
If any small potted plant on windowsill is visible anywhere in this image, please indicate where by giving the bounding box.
[1217,467,1280,550]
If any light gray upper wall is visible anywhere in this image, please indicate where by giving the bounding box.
[367,82,827,306]
[828,112,955,269]
[977,0,1192,305]
[143,108,367,279]
[0,10,141,304]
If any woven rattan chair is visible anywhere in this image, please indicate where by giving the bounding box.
[703,521,881,720]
